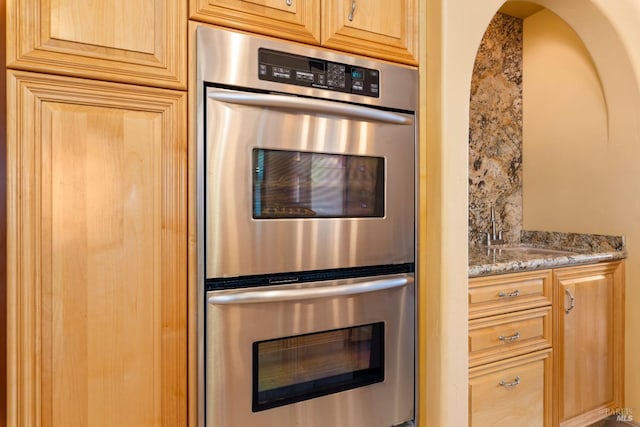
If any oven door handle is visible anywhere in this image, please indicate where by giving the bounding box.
[207,90,414,125]
[208,275,413,305]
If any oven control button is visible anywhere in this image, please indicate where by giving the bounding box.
[296,71,315,83]
[327,63,346,88]
[272,66,291,79]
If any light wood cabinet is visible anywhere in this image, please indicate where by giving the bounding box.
[322,0,418,65]
[189,0,418,65]
[189,0,321,45]
[469,269,552,320]
[6,0,187,89]
[469,306,552,367]
[6,70,187,427]
[469,270,553,427]
[553,261,625,427]
[469,349,553,427]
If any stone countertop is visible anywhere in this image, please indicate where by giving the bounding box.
[469,231,627,278]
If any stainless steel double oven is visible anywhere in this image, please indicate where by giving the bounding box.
[196,25,418,427]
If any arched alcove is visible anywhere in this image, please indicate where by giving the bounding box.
[420,0,640,425]
[467,0,640,418]
[467,3,624,242]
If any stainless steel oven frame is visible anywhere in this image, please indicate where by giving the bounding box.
[195,24,419,427]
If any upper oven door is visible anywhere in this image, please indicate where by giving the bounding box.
[205,87,415,279]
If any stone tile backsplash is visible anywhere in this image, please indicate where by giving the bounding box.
[469,12,524,246]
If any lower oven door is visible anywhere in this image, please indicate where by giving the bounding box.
[205,274,415,427]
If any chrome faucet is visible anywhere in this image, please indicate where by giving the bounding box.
[486,205,505,246]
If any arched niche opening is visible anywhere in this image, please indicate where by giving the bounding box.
[468,0,640,244]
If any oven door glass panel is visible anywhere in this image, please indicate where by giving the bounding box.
[252,322,385,412]
[253,149,385,219]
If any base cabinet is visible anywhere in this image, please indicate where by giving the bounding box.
[469,270,553,427]
[469,260,625,427]
[6,70,187,427]
[554,261,625,427]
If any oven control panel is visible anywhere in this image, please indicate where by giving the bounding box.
[258,48,380,97]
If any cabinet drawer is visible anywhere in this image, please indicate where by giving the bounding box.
[469,307,551,367]
[469,270,552,319]
[469,349,552,427]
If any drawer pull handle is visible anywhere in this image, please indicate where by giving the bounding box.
[286,0,292,5]
[348,0,357,21]
[499,376,521,388]
[498,331,521,342]
[565,288,575,314]
[498,290,520,298]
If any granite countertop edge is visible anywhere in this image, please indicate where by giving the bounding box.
[468,231,627,278]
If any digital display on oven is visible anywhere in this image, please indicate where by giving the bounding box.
[252,322,385,412]
[252,149,385,219]
[258,48,381,97]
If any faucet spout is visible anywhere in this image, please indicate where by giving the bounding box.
[487,205,505,246]
[491,206,497,239]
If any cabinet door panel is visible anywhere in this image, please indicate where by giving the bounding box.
[189,0,321,45]
[7,0,186,88]
[554,262,624,427]
[322,0,418,65]
[7,71,187,427]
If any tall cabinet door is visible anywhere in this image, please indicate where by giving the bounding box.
[6,70,187,427]
[322,0,418,65]
[554,261,624,427]
[6,0,186,89]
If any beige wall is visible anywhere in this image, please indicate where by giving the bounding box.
[421,0,640,425]
[523,6,640,417]
[523,10,610,233]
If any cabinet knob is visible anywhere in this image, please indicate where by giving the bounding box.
[286,0,292,6]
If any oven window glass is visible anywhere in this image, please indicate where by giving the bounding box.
[253,149,385,218]
[252,322,385,412]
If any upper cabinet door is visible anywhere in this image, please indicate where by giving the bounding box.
[322,0,418,65]
[190,0,321,45]
[6,0,187,89]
